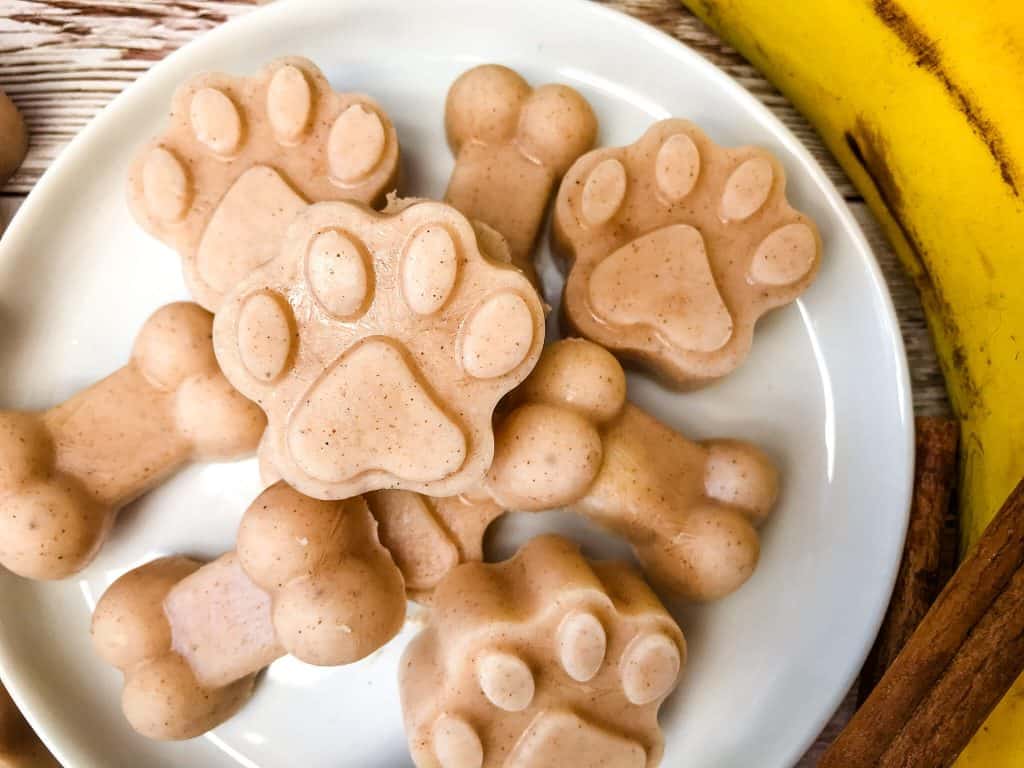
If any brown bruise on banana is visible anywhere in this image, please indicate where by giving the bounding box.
[212,199,545,501]
[555,118,822,388]
[486,339,779,602]
[400,535,685,768]
[871,0,1019,196]
[91,484,406,740]
[0,303,265,580]
[127,56,400,312]
[842,121,982,413]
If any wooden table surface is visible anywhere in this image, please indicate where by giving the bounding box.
[0,0,952,765]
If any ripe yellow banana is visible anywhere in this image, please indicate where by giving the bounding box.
[678,0,1024,762]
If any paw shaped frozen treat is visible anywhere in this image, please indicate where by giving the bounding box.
[486,339,779,601]
[401,535,685,768]
[445,64,597,284]
[0,683,59,768]
[128,56,399,311]
[92,483,406,739]
[555,119,822,388]
[0,302,264,580]
[214,199,545,500]
[0,88,27,187]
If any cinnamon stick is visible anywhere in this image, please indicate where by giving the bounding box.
[878,563,1024,768]
[821,475,1024,768]
[859,417,959,701]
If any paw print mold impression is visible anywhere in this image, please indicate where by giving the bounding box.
[555,119,822,388]
[401,535,685,768]
[128,57,399,311]
[214,199,545,500]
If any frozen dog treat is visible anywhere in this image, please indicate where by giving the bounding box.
[555,119,822,388]
[0,684,59,768]
[445,64,597,285]
[92,482,405,740]
[0,89,27,187]
[214,199,545,500]
[0,303,264,580]
[401,535,685,768]
[128,56,399,311]
[486,339,778,601]
[257,438,503,601]
[369,491,503,601]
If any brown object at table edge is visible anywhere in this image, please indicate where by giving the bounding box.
[0,683,60,768]
[858,417,959,702]
[821,474,1024,768]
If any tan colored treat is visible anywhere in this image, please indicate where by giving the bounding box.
[401,535,685,768]
[257,439,503,601]
[0,303,264,580]
[92,482,405,740]
[445,64,597,285]
[368,491,503,602]
[555,119,822,388]
[0,90,28,187]
[214,199,545,500]
[486,339,778,601]
[128,56,399,311]
[0,684,59,768]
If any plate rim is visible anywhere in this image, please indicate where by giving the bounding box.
[0,0,915,765]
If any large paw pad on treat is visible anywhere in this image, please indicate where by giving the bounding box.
[487,339,779,601]
[555,119,822,388]
[401,535,685,768]
[445,63,597,282]
[128,56,399,311]
[214,200,545,500]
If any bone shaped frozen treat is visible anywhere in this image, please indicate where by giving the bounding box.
[213,199,545,500]
[445,64,597,285]
[401,535,685,768]
[91,482,406,740]
[128,56,400,311]
[0,302,265,580]
[486,339,779,601]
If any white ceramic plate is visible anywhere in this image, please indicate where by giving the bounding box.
[0,1,913,766]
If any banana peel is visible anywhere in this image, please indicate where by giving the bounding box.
[679,0,1024,762]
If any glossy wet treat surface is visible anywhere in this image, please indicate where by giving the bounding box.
[555,119,822,388]
[0,302,264,580]
[401,535,685,768]
[91,483,405,740]
[128,56,399,311]
[214,199,545,500]
[445,64,597,285]
[486,339,779,601]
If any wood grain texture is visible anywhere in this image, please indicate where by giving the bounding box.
[0,0,953,764]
